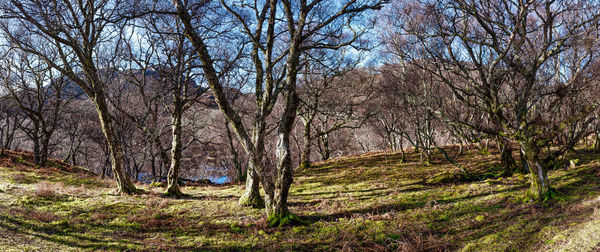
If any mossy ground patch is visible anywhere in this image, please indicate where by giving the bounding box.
[0,147,599,250]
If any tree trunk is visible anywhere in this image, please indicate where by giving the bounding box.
[265,59,300,227]
[519,148,529,174]
[94,92,137,194]
[33,136,41,166]
[165,109,184,197]
[152,135,171,174]
[238,158,264,208]
[594,131,600,151]
[399,138,406,162]
[318,134,331,161]
[151,152,157,182]
[233,155,244,182]
[71,151,77,166]
[499,138,517,176]
[39,135,51,167]
[300,121,311,169]
[238,119,265,208]
[0,127,4,157]
[266,132,294,225]
[521,142,550,201]
[225,122,243,182]
[101,154,110,179]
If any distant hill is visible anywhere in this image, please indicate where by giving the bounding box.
[44,69,249,110]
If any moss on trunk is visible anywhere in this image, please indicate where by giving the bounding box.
[521,142,550,201]
[238,164,264,208]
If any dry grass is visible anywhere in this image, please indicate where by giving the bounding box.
[0,148,599,251]
[6,207,60,223]
[34,181,61,198]
[90,212,111,223]
[11,173,31,183]
[63,184,88,196]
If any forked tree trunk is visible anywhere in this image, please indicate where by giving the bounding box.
[521,142,550,201]
[318,134,331,161]
[238,158,264,208]
[265,58,300,226]
[238,121,266,208]
[165,109,184,197]
[94,91,137,195]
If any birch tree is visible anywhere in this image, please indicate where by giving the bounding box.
[0,0,138,194]
[0,50,74,167]
[171,0,387,225]
[395,0,600,200]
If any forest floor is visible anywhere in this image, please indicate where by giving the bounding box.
[0,147,600,251]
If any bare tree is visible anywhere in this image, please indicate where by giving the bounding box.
[0,50,74,166]
[171,0,387,224]
[0,0,138,194]
[59,101,93,167]
[297,50,374,168]
[376,63,448,165]
[0,96,22,156]
[394,0,600,200]
[113,11,209,197]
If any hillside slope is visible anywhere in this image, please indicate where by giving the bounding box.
[0,148,599,251]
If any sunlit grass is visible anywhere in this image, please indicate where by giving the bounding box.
[0,148,598,250]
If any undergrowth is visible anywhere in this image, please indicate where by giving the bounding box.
[0,148,598,250]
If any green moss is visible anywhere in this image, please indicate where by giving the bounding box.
[478,148,491,156]
[267,213,306,228]
[0,147,600,250]
[292,226,306,233]
[299,161,311,170]
[426,171,457,184]
[238,193,265,209]
[230,222,244,234]
[109,217,140,231]
[149,181,164,188]
[10,173,38,184]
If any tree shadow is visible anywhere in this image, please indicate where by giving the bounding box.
[0,214,137,250]
[298,184,529,223]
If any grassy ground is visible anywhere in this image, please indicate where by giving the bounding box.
[0,147,600,251]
